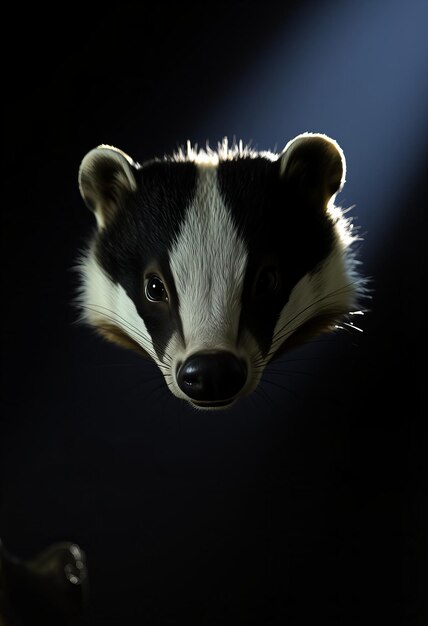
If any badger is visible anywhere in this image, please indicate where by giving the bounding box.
[76,133,364,410]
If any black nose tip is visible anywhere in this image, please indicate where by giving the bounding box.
[177,351,247,402]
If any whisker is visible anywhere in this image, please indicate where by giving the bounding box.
[248,283,358,368]
[83,303,151,342]
[260,377,302,401]
[274,280,359,338]
[270,282,359,349]
[342,321,363,332]
[83,306,152,352]
[251,332,343,371]
[82,304,166,364]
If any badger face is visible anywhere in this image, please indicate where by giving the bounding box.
[77,134,362,410]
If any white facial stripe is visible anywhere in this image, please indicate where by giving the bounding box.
[270,243,358,358]
[78,250,156,358]
[169,166,248,354]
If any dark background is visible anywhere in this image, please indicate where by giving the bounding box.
[1,2,426,625]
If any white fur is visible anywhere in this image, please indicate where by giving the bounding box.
[268,231,359,362]
[164,165,271,404]
[168,165,248,357]
[77,247,156,359]
[172,137,277,165]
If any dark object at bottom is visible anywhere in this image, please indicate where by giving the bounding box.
[0,539,88,626]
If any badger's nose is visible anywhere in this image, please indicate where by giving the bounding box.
[176,351,247,404]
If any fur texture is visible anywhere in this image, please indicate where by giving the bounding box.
[76,133,365,410]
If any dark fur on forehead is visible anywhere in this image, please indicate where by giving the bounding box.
[218,156,334,265]
[218,155,336,357]
[95,160,197,283]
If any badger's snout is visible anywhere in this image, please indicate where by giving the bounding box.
[176,351,247,408]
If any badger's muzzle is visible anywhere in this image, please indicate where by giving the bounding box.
[176,351,247,407]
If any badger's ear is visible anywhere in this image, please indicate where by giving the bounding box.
[279,133,346,207]
[78,145,139,229]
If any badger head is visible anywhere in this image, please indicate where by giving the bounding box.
[77,134,363,410]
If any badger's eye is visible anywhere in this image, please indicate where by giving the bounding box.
[255,266,279,297]
[145,275,168,302]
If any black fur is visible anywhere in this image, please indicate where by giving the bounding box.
[95,160,197,360]
[218,157,335,357]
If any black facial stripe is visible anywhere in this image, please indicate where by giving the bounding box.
[217,157,335,358]
[95,160,197,361]
[134,256,184,361]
